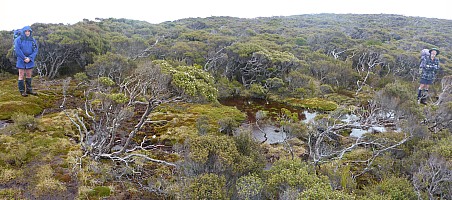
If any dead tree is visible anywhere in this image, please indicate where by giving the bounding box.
[36,47,76,79]
[203,46,228,72]
[330,49,347,60]
[130,38,160,61]
[307,99,412,179]
[63,61,178,167]
[354,51,383,95]
[412,155,452,200]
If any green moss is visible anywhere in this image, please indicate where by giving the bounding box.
[88,186,111,198]
[0,101,42,120]
[281,97,338,111]
[0,78,59,120]
[267,94,338,111]
[343,148,372,161]
[188,103,246,126]
[0,79,88,197]
[0,116,78,196]
[39,111,76,133]
[324,93,355,105]
[150,102,245,142]
[338,129,352,137]
[32,135,75,156]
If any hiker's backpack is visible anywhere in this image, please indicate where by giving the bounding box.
[11,29,22,58]
[420,49,430,68]
[11,29,37,59]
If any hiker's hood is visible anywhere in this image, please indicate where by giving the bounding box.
[21,26,33,37]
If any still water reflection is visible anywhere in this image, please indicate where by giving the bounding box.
[219,97,390,141]
[219,97,308,123]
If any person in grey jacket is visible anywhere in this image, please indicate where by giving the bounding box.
[417,48,440,104]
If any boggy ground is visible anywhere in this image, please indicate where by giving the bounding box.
[0,75,82,199]
[0,74,388,199]
[0,76,250,199]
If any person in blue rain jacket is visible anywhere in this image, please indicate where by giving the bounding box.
[15,26,39,96]
[417,48,440,104]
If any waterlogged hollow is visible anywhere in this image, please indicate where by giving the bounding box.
[219,97,309,123]
[219,97,316,144]
[219,97,394,141]
[0,120,11,129]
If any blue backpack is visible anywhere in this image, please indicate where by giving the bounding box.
[11,29,37,58]
[11,29,22,58]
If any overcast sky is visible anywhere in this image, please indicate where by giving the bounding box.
[2,0,451,31]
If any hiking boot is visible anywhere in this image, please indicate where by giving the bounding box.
[420,98,427,105]
[18,80,27,97]
[27,90,38,96]
[25,78,38,95]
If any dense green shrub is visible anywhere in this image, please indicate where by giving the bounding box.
[187,173,227,200]
[236,173,264,200]
[362,176,417,200]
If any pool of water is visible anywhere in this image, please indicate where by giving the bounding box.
[219,97,397,141]
[220,97,316,144]
[240,124,287,144]
[0,120,11,129]
[219,97,309,123]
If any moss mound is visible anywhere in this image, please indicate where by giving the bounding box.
[0,78,59,120]
[272,97,338,111]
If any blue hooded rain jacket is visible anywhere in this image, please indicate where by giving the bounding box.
[15,26,38,69]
